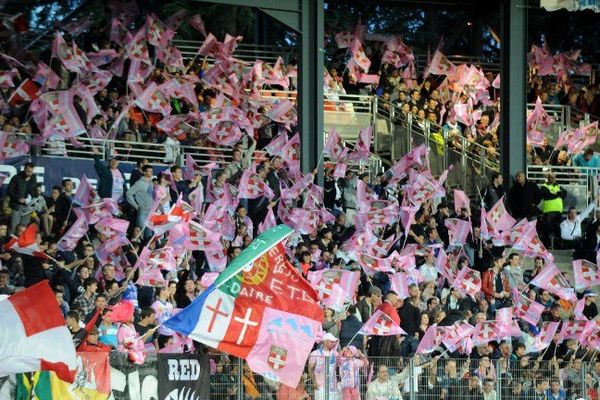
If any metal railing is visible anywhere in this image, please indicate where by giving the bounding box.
[373,96,500,196]
[414,53,501,73]
[526,164,598,212]
[173,39,297,64]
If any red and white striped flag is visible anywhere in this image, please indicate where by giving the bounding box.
[4,224,48,259]
[359,309,406,336]
[0,281,77,381]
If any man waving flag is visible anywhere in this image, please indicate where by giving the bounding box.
[165,225,323,387]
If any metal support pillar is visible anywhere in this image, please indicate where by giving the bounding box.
[299,0,324,175]
[500,0,527,183]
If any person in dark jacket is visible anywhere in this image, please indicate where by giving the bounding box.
[508,171,541,220]
[397,297,421,356]
[339,305,364,350]
[93,148,127,201]
[323,168,337,212]
[54,178,75,235]
[129,159,148,187]
[7,162,37,234]
[483,172,505,211]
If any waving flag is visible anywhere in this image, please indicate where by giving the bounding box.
[306,269,360,303]
[527,97,554,145]
[389,272,410,299]
[110,17,132,44]
[529,321,560,353]
[442,323,474,354]
[531,263,576,301]
[72,174,95,207]
[452,266,481,298]
[74,198,118,225]
[4,224,48,259]
[33,62,60,89]
[126,27,150,62]
[189,14,207,36]
[347,126,372,162]
[0,132,30,160]
[444,218,471,246]
[135,82,172,116]
[486,197,516,232]
[324,128,348,162]
[0,281,76,382]
[512,289,544,326]
[559,320,588,343]
[453,189,470,214]
[424,49,457,77]
[186,221,222,252]
[416,325,445,355]
[573,259,600,289]
[472,321,502,345]
[359,309,406,336]
[56,215,88,252]
[8,79,40,107]
[134,247,167,287]
[320,283,346,313]
[259,207,277,234]
[238,169,274,200]
[95,216,129,238]
[165,225,322,388]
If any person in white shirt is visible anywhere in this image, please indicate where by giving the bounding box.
[560,201,595,249]
[367,364,405,400]
[418,252,438,283]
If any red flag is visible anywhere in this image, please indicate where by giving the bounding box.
[4,224,49,259]
[8,79,40,107]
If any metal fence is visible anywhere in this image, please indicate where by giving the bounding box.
[373,97,500,196]
[173,39,297,64]
[207,355,593,400]
[526,164,598,212]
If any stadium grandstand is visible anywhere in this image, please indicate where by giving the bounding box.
[1,0,600,399]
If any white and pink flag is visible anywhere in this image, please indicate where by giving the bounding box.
[238,169,274,200]
[359,309,406,336]
[444,218,471,246]
[56,214,89,252]
[512,289,544,326]
[573,259,600,289]
[452,266,481,299]
[529,321,560,353]
[416,325,446,355]
[530,262,576,302]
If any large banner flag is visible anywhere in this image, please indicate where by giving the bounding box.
[16,352,111,400]
[0,281,76,382]
[165,225,323,387]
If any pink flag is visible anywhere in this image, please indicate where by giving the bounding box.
[527,97,554,145]
[307,269,360,303]
[472,321,502,345]
[495,307,522,339]
[574,298,587,320]
[334,31,354,48]
[453,189,470,215]
[0,132,30,161]
[200,272,219,288]
[347,126,372,162]
[568,121,599,155]
[166,9,188,31]
[95,216,129,238]
[189,14,206,37]
[126,27,150,62]
[388,272,410,299]
[324,128,348,162]
[238,169,274,200]
[320,283,346,313]
[74,198,119,224]
[444,218,471,246]
[186,220,221,252]
[135,82,172,116]
[110,17,132,44]
[205,246,227,272]
[56,214,89,251]
[416,325,445,355]
[572,259,600,289]
[424,49,457,77]
[258,207,277,234]
[73,175,96,206]
[486,196,516,232]
[147,246,177,271]
[530,321,560,353]
[357,253,395,277]
[452,266,481,298]
[197,33,219,56]
[559,320,589,343]
[530,263,576,301]
[188,184,204,213]
[359,309,406,336]
[290,208,319,235]
[95,234,128,265]
[33,62,60,89]
[512,289,544,326]
[51,32,80,73]
[442,323,475,354]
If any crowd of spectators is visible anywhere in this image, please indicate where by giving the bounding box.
[1,5,600,400]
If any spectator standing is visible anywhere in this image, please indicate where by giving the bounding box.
[7,162,37,234]
[483,172,504,211]
[508,171,541,220]
[572,147,600,175]
[356,285,382,322]
[540,172,567,248]
[339,305,364,350]
[126,165,155,233]
[93,151,127,202]
[339,170,358,224]
[482,256,510,310]
[308,333,339,400]
[560,201,595,249]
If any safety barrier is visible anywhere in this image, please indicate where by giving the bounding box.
[173,39,297,64]
[526,164,599,212]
